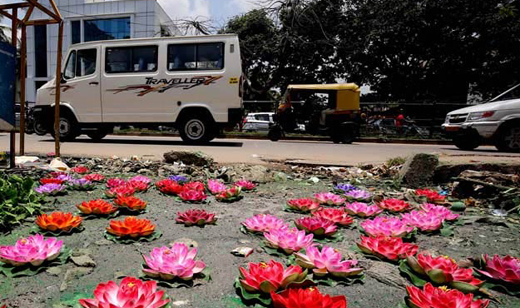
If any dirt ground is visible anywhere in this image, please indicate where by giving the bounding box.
[1,176,520,308]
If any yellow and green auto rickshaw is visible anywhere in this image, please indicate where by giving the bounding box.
[268,83,361,143]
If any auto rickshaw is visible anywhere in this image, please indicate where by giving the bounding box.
[268,83,361,143]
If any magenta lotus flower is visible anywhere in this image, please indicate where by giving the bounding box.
[242,214,288,233]
[360,216,415,238]
[68,178,95,191]
[264,228,314,254]
[106,178,126,188]
[345,202,383,217]
[295,245,363,278]
[142,243,206,281]
[420,203,460,221]
[34,183,67,196]
[295,217,337,237]
[0,234,63,267]
[239,260,307,294]
[79,277,169,308]
[234,180,257,191]
[286,198,321,213]
[314,193,345,206]
[475,255,520,285]
[207,179,227,195]
[129,175,152,184]
[401,210,444,232]
[345,189,371,201]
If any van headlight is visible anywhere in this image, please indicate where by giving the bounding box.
[468,111,495,121]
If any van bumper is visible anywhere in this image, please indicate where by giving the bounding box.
[441,121,499,139]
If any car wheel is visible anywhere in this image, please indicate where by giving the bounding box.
[179,113,213,144]
[52,115,78,141]
[268,126,282,142]
[453,135,480,151]
[495,124,520,152]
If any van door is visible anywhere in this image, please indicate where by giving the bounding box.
[60,47,102,122]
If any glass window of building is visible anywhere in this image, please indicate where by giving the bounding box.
[76,49,97,77]
[105,46,158,73]
[167,43,224,71]
[34,25,48,77]
[84,17,130,42]
[71,20,81,44]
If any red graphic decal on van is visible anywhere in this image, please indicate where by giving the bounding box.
[107,76,222,96]
[50,85,75,95]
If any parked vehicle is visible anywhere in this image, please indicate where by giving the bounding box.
[242,112,274,132]
[442,84,520,152]
[30,34,243,144]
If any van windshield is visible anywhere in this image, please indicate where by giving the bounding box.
[490,84,520,102]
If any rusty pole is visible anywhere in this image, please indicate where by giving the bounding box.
[9,8,18,168]
[19,24,26,155]
[54,21,64,157]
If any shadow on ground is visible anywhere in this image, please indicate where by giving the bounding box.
[38,138,244,148]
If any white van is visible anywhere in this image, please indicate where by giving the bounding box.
[32,34,243,143]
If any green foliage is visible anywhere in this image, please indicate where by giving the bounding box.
[0,174,45,232]
[386,157,406,167]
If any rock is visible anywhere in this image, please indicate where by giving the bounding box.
[172,238,198,248]
[60,267,93,291]
[399,153,439,188]
[366,261,407,288]
[72,248,92,257]
[231,247,254,257]
[233,165,273,183]
[71,255,96,267]
[95,239,112,246]
[46,267,62,276]
[164,151,214,166]
[238,239,251,244]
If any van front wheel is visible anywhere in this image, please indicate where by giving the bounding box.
[179,114,213,144]
[52,115,78,142]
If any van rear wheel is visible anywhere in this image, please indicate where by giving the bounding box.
[179,114,213,144]
[87,129,109,141]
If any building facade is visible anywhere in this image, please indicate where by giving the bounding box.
[26,0,180,102]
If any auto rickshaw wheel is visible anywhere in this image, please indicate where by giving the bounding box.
[331,125,355,144]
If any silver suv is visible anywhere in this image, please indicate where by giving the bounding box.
[442,84,520,152]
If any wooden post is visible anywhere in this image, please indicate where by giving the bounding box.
[9,8,17,169]
[20,24,26,155]
[54,21,64,157]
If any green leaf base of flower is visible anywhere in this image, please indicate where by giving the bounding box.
[234,278,273,307]
[31,225,85,236]
[140,267,211,288]
[104,230,163,244]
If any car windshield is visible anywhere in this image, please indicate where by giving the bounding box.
[490,84,520,102]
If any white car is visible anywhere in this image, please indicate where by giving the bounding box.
[442,84,520,152]
[242,112,274,132]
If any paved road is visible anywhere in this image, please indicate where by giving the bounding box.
[2,133,519,166]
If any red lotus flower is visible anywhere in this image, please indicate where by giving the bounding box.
[176,209,217,226]
[155,179,183,195]
[127,180,149,192]
[286,198,321,213]
[475,254,520,285]
[312,208,354,227]
[377,199,412,213]
[114,196,147,211]
[178,189,207,202]
[105,185,136,198]
[40,178,64,185]
[1,304,5,308]
[182,181,205,192]
[239,260,307,294]
[357,235,418,261]
[406,283,489,308]
[71,166,89,174]
[83,173,105,183]
[49,171,67,178]
[215,186,242,201]
[36,212,83,233]
[106,178,126,188]
[76,199,117,216]
[106,217,156,238]
[416,189,446,204]
[271,287,347,308]
[295,217,337,237]
[234,180,257,191]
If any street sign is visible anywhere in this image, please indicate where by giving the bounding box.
[0,41,16,131]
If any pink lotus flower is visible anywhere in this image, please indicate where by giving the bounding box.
[242,214,288,233]
[239,260,307,294]
[295,217,337,237]
[83,173,105,182]
[295,245,363,278]
[345,202,383,217]
[420,203,459,221]
[475,255,520,285]
[79,277,169,308]
[360,216,415,238]
[0,234,63,267]
[178,190,207,202]
[312,208,354,227]
[106,178,126,189]
[176,209,217,226]
[142,243,206,281]
[377,198,412,213]
[234,180,257,191]
[286,198,321,213]
[207,179,227,195]
[357,236,418,261]
[415,189,446,204]
[314,193,345,206]
[401,210,444,232]
[129,175,152,184]
[264,228,314,254]
[406,283,490,308]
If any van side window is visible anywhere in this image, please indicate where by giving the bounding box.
[105,46,158,73]
[167,43,224,71]
[76,49,97,77]
[64,51,76,79]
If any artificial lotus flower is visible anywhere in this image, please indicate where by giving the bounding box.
[314,193,345,206]
[105,185,136,198]
[83,173,105,183]
[345,202,383,217]
[1,304,5,308]
[295,217,337,237]
[415,189,446,204]
[377,198,412,213]
[79,277,169,308]
[76,199,117,216]
[264,228,313,254]
[155,179,183,195]
[176,209,217,226]
[242,214,288,233]
[71,166,89,174]
[114,196,147,212]
[407,254,484,291]
[474,254,520,285]
[207,179,227,195]
[40,178,65,185]
[360,216,415,238]
[405,283,489,308]
[312,208,354,227]
[357,235,418,261]
[420,203,459,221]
[334,183,357,194]
[34,183,67,196]
[49,171,67,178]
[168,175,188,184]
[295,245,363,278]
[0,234,63,267]
[68,178,95,191]
[286,198,321,213]
[106,217,156,238]
[271,287,347,308]
[215,186,242,202]
[129,175,152,184]
[234,180,257,191]
[401,211,444,232]
[142,243,206,281]
[54,174,73,182]
[183,181,206,192]
[178,189,207,202]
[36,212,83,233]
[106,178,126,188]
[239,260,307,294]
[127,180,150,192]
[344,189,371,202]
